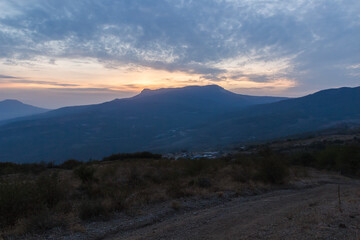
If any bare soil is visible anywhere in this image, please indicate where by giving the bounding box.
[106,182,360,240]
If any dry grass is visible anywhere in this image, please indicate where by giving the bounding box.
[170,201,182,211]
[0,151,306,238]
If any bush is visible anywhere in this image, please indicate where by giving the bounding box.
[292,152,316,166]
[127,167,143,187]
[0,182,39,227]
[79,200,108,220]
[231,166,255,183]
[166,182,189,198]
[74,165,96,183]
[182,159,207,176]
[0,173,67,228]
[257,157,289,184]
[315,145,360,176]
[103,152,162,161]
[58,159,83,169]
[20,209,65,233]
[36,174,66,208]
[170,201,182,210]
[0,162,47,175]
[196,178,212,188]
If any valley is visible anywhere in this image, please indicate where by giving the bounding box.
[0,85,359,163]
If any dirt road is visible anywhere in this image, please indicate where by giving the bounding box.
[106,182,360,240]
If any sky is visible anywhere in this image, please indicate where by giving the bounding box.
[0,0,359,108]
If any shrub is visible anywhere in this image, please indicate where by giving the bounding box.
[231,166,255,183]
[58,159,83,170]
[103,152,162,161]
[36,173,66,208]
[0,181,40,227]
[127,167,143,187]
[166,182,189,198]
[182,159,207,176]
[196,178,212,188]
[170,201,182,210]
[291,152,316,166]
[257,157,289,184]
[20,209,65,233]
[0,173,68,228]
[0,162,47,175]
[79,200,108,220]
[46,161,56,169]
[74,165,96,183]
[145,168,180,183]
[108,192,126,211]
[315,145,360,176]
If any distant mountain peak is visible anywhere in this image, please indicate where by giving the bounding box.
[0,99,23,104]
[0,99,49,121]
[0,85,288,162]
[138,85,226,98]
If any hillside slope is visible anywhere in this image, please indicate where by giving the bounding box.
[0,85,286,162]
[186,86,360,148]
[0,99,48,121]
[1,86,359,163]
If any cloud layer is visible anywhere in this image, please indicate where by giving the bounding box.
[0,0,359,105]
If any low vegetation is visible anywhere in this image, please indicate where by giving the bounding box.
[0,146,359,237]
[291,145,360,176]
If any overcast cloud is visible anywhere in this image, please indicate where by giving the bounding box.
[0,0,359,107]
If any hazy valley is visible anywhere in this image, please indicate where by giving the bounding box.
[0,85,359,163]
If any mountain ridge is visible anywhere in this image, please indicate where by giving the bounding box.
[186,86,360,148]
[0,85,359,163]
[0,85,286,162]
[0,99,49,122]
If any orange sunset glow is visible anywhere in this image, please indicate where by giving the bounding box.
[0,0,359,108]
[0,56,297,104]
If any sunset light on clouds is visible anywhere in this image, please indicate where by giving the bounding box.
[0,0,359,108]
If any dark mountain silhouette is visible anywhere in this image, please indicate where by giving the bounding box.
[0,99,48,121]
[1,85,359,163]
[0,85,286,163]
[185,86,360,148]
